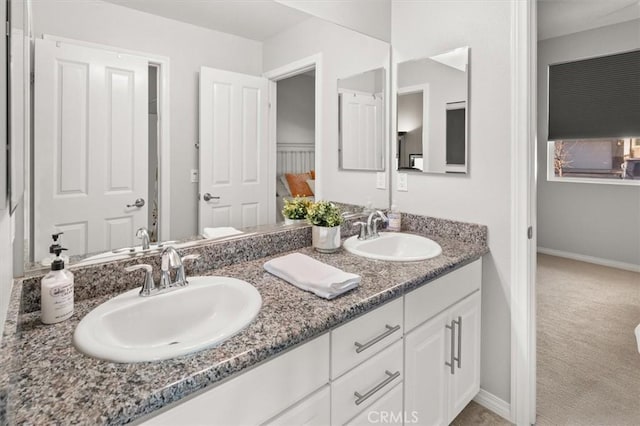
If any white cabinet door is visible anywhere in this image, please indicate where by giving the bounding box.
[199,67,270,232]
[447,291,481,421]
[404,309,450,426]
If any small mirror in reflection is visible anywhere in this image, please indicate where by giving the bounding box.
[338,68,386,171]
[396,47,469,174]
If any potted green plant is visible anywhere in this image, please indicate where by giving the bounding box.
[282,196,312,225]
[306,200,344,253]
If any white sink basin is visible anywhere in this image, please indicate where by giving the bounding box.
[343,232,442,262]
[73,276,262,363]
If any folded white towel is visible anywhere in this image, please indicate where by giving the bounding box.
[202,227,244,239]
[264,253,360,299]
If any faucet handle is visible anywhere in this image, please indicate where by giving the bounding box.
[125,264,156,297]
[372,217,384,238]
[353,221,367,240]
[181,254,200,262]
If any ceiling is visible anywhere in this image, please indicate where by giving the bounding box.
[538,0,640,40]
[102,0,312,41]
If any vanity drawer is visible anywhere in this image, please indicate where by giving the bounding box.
[345,382,403,426]
[405,259,481,332]
[264,385,330,426]
[331,297,403,379]
[331,339,403,426]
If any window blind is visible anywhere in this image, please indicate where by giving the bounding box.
[548,50,640,140]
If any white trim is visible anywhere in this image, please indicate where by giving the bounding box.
[510,0,537,425]
[474,389,512,422]
[537,247,640,273]
[41,34,172,241]
[264,54,323,201]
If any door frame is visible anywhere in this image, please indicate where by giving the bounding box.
[509,0,537,424]
[263,54,323,223]
[39,35,172,241]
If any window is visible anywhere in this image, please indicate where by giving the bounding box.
[547,50,640,185]
[548,138,640,184]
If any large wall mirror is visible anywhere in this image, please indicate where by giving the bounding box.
[338,68,386,171]
[396,46,469,174]
[11,0,390,271]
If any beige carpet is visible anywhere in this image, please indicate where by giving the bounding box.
[537,254,640,425]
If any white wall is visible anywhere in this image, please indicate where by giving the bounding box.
[263,17,390,208]
[277,74,315,145]
[392,0,513,403]
[537,20,640,267]
[275,0,391,42]
[31,0,263,241]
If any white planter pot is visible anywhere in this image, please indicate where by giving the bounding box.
[284,218,307,226]
[312,225,341,253]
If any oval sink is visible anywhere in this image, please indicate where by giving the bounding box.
[343,232,442,262]
[73,276,262,363]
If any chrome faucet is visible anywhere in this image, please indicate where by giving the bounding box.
[136,227,151,250]
[367,210,388,238]
[159,246,200,290]
[353,210,388,240]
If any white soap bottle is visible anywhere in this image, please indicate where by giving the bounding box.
[387,204,402,232]
[41,247,74,324]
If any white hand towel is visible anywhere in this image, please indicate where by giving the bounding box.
[264,253,360,299]
[202,227,244,239]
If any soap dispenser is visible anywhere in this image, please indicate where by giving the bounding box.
[40,232,70,267]
[41,247,74,324]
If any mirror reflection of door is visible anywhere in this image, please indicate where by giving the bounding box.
[198,68,270,232]
[33,39,154,262]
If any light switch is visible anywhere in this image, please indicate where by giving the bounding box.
[376,172,386,189]
[397,173,408,192]
[190,169,199,183]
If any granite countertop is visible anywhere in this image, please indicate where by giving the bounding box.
[1,232,487,425]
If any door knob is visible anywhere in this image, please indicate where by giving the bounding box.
[126,198,145,208]
[203,193,220,202]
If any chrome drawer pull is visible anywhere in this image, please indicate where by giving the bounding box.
[445,320,456,375]
[454,316,462,368]
[354,324,401,353]
[354,370,400,406]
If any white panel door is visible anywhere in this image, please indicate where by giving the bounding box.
[340,92,383,170]
[447,291,481,421]
[199,67,269,231]
[34,39,148,260]
[404,308,450,426]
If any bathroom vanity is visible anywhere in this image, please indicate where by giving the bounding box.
[0,214,488,425]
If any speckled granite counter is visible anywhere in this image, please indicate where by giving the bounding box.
[1,217,488,425]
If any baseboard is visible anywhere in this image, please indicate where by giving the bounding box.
[537,247,640,273]
[473,388,512,423]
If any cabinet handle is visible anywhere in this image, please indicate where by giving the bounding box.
[354,324,401,353]
[445,320,456,375]
[454,316,462,368]
[354,370,400,406]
